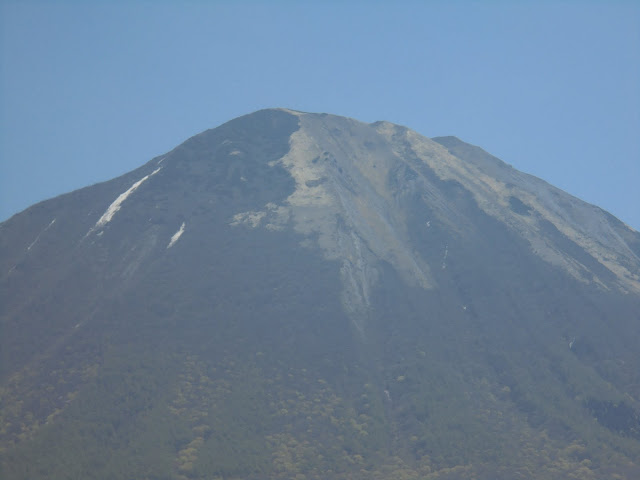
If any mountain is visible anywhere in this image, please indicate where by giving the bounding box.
[2,108,640,480]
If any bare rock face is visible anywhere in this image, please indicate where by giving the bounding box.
[2,109,640,480]
[230,110,639,327]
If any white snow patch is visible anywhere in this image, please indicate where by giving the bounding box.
[88,167,162,234]
[167,222,186,248]
[27,218,56,251]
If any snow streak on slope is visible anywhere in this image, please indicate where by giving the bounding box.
[87,167,162,236]
[167,222,186,249]
[27,218,56,251]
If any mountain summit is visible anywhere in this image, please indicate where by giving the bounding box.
[2,109,640,479]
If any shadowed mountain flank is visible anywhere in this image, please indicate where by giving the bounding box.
[2,109,640,480]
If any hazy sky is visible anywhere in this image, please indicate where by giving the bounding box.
[1,1,639,229]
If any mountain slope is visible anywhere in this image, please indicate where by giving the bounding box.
[2,109,640,480]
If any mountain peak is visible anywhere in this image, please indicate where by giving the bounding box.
[224,110,640,297]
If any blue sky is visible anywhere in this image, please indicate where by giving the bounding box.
[1,1,639,229]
